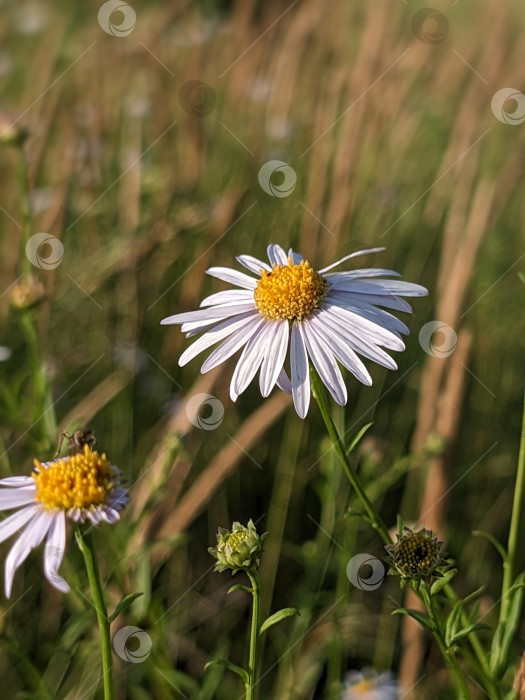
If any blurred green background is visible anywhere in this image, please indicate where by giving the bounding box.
[0,0,524,697]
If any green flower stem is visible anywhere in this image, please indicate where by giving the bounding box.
[246,569,261,700]
[75,528,114,700]
[310,367,391,545]
[502,393,525,617]
[420,584,470,699]
[15,141,32,275]
[19,312,56,445]
[443,584,501,699]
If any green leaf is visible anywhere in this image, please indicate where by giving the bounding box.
[472,530,509,564]
[227,584,253,595]
[448,623,491,647]
[430,568,457,595]
[490,583,525,678]
[445,602,463,648]
[204,659,249,684]
[392,608,433,632]
[109,592,144,622]
[346,422,374,454]
[260,608,299,635]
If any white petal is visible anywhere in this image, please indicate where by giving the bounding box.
[0,504,40,545]
[276,367,292,394]
[287,248,304,265]
[325,268,401,281]
[200,290,254,307]
[318,248,385,273]
[206,267,257,289]
[328,293,409,335]
[323,302,405,351]
[230,324,274,401]
[315,312,397,371]
[291,324,310,418]
[161,303,255,326]
[236,255,271,275]
[0,486,37,510]
[267,244,288,266]
[301,322,347,405]
[329,291,412,313]
[4,509,53,598]
[259,321,289,397]
[43,511,70,593]
[179,312,257,366]
[0,476,35,487]
[328,279,426,297]
[309,315,374,384]
[200,316,266,373]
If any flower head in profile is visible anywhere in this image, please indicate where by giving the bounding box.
[0,444,128,597]
[342,667,399,699]
[161,245,427,417]
[209,519,266,574]
[385,527,444,583]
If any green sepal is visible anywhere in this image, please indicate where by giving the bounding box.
[205,659,249,684]
[259,608,299,635]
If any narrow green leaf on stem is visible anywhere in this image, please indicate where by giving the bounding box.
[259,607,299,635]
[310,366,391,545]
[205,659,249,684]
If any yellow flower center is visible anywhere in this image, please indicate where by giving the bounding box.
[254,260,328,321]
[33,445,116,511]
[227,531,250,549]
[395,533,439,576]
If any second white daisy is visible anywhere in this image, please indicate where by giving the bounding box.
[161,244,427,418]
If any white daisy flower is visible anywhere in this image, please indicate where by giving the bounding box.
[0,445,128,598]
[342,667,399,699]
[161,244,427,418]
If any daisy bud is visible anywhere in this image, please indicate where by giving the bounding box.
[208,519,266,574]
[0,115,27,146]
[9,274,46,310]
[385,527,444,582]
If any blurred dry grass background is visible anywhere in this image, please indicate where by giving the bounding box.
[0,0,524,697]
